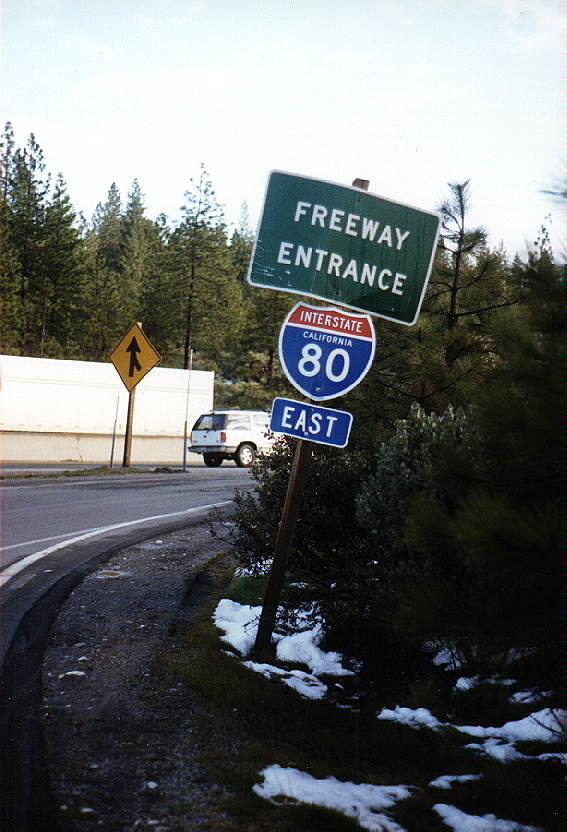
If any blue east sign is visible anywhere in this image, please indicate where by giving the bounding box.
[270,397,353,448]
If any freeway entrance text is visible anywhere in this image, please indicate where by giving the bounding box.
[247,170,440,325]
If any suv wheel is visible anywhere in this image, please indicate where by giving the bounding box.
[203,453,223,467]
[234,443,256,468]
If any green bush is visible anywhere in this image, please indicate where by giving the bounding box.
[230,437,385,653]
[229,251,562,697]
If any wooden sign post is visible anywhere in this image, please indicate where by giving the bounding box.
[253,179,374,656]
[253,437,312,654]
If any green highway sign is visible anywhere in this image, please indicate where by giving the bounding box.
[247,171,441,325]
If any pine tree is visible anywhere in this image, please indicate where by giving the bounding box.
[347,182,520,445]
[0,197,22,353]
[0,123,21,352]
[4,133,51,352]
[92,182,122,273]
[137,214,181,364]
[230,202,254,283]
[171,165,243,369]
[1,122,15,203]
[118,179,154,326]
[80,184,124,359]
[395,244,563,679]
[39,175,85,356]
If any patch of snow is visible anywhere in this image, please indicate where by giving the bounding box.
[509,689,551,705]
[455,708,565,743]
[213,599,263,656]
[454,676,481,692]
[241,661,287,681]
[505,648,537,663]
[253,764,411,832]
[458,676,517,689]
[429,774,482,789]
[276,624,353,676]
[58,671,86,678]
[213,599,356,700]
[429,645,465,670]
[377,705,564,744]
[234,561,272,577]
[376,707,443,729]
[377,706,565,764]
[465,739,565,764]
[433,803,542,831]
[537,752,565,763]
[465,739,528,763]
[242,661,328,699]
[282,670,328,699]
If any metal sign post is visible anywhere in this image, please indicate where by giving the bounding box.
[109,393,120,468]
[182,349,193,471]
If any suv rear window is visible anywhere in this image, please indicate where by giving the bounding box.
[225,414,252,430]
[193,414,226,430]
[253,414,269,430]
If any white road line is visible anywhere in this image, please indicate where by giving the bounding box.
[2,527,105,552]
[0,501,231,587]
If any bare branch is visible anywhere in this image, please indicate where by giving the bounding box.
[453,296,524,318]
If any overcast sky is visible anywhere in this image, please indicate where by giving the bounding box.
[2,0,564,258]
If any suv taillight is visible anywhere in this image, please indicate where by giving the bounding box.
[220,431,226,443]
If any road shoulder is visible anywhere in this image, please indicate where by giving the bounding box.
[41,522,240,831]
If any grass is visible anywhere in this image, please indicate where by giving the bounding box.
[0,465,163,480]
[227,573,269,606]
[155,565,564,831]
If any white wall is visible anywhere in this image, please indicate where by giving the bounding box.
[0,355,214,463]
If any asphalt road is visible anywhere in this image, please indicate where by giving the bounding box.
[1,467,251,567]
[0,467,253,832]
[0,466,253,670]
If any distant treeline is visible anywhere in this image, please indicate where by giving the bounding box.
[0,121,560,422]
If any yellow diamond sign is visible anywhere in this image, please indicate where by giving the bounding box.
[109,322,161,391]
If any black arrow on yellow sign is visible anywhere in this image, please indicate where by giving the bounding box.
[109,322,161,392]
[108,322,161,467]
[126,336,142,377]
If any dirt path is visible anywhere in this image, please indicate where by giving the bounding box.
[42,522,241,831]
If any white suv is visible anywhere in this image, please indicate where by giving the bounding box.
[190,410,276,467]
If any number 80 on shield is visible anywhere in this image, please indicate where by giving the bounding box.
[278,302,376,402]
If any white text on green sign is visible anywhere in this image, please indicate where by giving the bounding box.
[247,171,441,325]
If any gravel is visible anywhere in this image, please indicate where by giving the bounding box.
[42,521,241,831]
